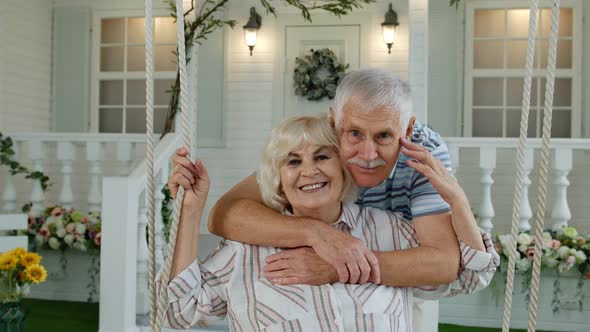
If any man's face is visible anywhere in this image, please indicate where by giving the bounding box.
[335,102,408,187]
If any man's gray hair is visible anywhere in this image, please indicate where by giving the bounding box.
[333,68,413,131]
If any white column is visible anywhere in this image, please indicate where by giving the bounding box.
[2,141,19,212]
[28,140,46,216]
[86,142,104,213]
[136,190,149,315]
[116,142,134,176]
[518,148,534,232]
[409,0,429,123]
[57,142,75,209]
[99,177,138,332]
[550,148,572,230]
[448,144,459,177]
[478,146,496,233]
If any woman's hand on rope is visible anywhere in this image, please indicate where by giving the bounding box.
[168,147,210,209]
[401,138,468,208]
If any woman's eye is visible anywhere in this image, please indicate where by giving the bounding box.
[287,159,301,166]
[315,154,330,161]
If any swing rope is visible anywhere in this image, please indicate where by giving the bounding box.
[502,1,561,331]
[146,0,192,331]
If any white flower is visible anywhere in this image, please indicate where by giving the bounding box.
[75,223,87,235]
[575,250,587,264]
[64,234,74,245]
[35,234,45,245]
[517,233,532,246]
[46,216,60,226]
[48,237,60,250]
[56,228,66,238]
[516,257,532,271]
[518,244,528,254]
[498,234,512,250]
[557,246,571,259]
[542,232,552,242]
[543,256,558,268]
[73,241,87,252]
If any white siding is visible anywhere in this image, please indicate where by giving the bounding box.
[0,0,53,132]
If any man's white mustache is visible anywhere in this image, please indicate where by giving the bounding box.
[347,158,386,169]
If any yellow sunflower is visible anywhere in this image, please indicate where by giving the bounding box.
[0,254,18,270]
[20,252,42,267]
[7,247,26,259]
[25,264,47,284]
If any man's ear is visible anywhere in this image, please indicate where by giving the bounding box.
[329,107,336,129]
[405,116,416,138]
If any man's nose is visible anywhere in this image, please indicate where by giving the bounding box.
[358,140,378,160]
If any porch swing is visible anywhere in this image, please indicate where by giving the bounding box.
[141,0,564,331]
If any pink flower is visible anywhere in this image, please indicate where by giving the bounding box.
[526,248,535,259]
[577,236,586,246]
[39,224,50,239]
[566,256,576,265]
[551,240,561,250]
[584,272,590,280]
[94,232,101,246]
[50,207,63,217]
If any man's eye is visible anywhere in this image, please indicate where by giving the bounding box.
[377,132,394,143]
[350,130,360,137]
[287,159,301,166]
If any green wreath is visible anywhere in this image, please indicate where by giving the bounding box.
[293,48,349,101]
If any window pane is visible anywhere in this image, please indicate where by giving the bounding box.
[540,110,571,138]
[99,80,124,105]
[507,9,534,38]
[155,79,174,105]
[126,108,147,133]
[155,108,171,134]
[557,40,572,68]
[506,78,523,106]
[506,109,536,137]
[127,80,145,106]
[100,46,124,71]
[474,40,504,68]
[538,78,571,107]
[155,45,177,71]
[99,108,123,133]
[155,17,176,43]
[127,46,146,71]
[473,109,503,137]
[128,18,146,44]
[507,40,527,68]
[541,8,573,37]
[101,18,124,43]
[474,10,504,38]
[473,78,503,106]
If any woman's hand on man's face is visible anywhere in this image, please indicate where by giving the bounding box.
[400,138,468,208]
[168,147,211,208]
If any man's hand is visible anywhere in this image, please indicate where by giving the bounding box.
[401,138,467,207]
[263,247,338,285]
[300,224,380,284]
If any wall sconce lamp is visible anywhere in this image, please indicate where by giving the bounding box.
[382,3,399,54]
[243,7,262,56]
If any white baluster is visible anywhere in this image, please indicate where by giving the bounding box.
[155,168,168,268]
[86,142,104,213]
[550,148,572,231]
[448,144,459,177]
[116,142,133,176]
[2,141,19,212]
[28,140,46,216]
[136,190,150,315]
[518,148,534,232]
[478,146,496,233]
[57,142,75,209]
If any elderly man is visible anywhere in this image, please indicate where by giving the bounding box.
[200,69,482,331]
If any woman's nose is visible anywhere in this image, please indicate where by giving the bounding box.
[301,161,320,176]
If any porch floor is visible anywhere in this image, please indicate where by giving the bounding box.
[22,299,557,332]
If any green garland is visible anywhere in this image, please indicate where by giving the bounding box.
[293,48,349,101]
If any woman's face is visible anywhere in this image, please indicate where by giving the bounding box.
[279,143,344,215]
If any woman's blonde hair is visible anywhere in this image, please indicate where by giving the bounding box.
[257,115,357,212]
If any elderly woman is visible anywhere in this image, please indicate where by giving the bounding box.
[159,115,499,331]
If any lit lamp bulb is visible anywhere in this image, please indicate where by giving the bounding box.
[243,7,262,56]
[381,3,399,54]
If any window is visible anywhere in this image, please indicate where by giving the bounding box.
[464,1,581,138]
[94,15,177,134]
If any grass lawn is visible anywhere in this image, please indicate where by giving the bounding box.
[21,299,556,332]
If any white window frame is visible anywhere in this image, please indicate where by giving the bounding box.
[463,0,582,137]
[90,9,176,134]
